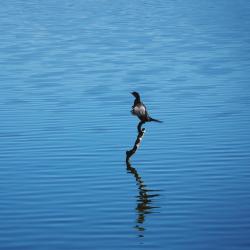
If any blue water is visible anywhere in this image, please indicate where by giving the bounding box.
[1,1,250,249]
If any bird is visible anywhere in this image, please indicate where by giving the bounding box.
[131,92,162,123]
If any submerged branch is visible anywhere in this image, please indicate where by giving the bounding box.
[126,120,160,236]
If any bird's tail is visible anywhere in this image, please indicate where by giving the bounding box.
[149,117,162,123]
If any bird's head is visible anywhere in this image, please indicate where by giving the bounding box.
[131,91,140,98]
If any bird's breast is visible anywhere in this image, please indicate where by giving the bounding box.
[132,104,146,117]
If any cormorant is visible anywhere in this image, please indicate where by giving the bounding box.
[131,92,162,123]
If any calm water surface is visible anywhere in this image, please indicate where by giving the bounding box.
[1,1,250,249]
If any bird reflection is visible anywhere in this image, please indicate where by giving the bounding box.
[126,159,159,237]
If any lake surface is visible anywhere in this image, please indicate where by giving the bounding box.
[1,1,250,249]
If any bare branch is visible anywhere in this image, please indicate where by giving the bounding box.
[126,121,146,161]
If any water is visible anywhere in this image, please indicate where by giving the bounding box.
[1,1,250,249]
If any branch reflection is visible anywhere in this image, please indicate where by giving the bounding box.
[126,160,159,236]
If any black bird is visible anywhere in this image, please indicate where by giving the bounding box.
[131,92,162,123]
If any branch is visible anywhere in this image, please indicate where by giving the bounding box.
[126,121,146,162]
